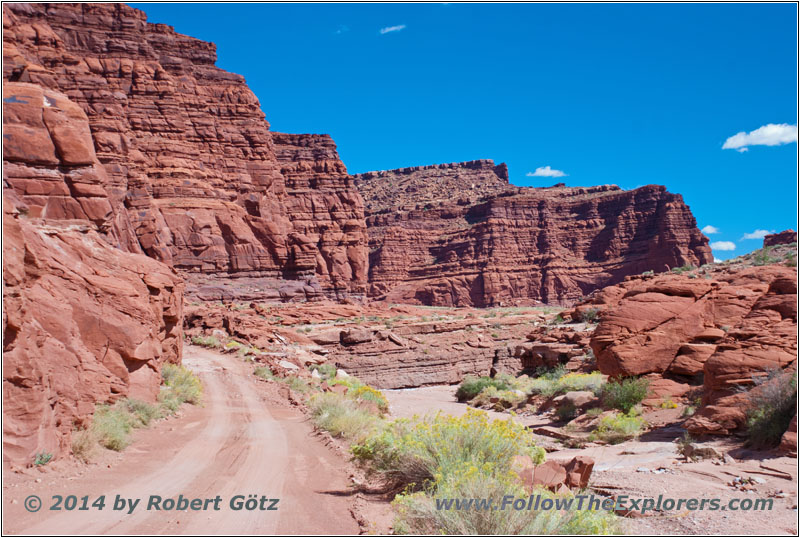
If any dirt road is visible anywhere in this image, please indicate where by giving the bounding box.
[3,347,361,535]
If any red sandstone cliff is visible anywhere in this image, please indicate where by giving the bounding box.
[3,2,367,298]
[3,83,183,463]
[355,161,713,306]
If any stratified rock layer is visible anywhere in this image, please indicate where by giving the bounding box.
[3,2,367,297]
[764,230,797,248]
[356,161,712,306]
[3,82,184,463]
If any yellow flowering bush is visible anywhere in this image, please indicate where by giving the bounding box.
[351,408,545,489]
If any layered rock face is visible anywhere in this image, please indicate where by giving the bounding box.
[3,83,183,463]
[3,2,367,297]
[588,265,797,435]
[356,161,712,306]
[764,230,797,248]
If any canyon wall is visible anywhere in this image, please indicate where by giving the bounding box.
[356,161,713,306]
[3,2,367,298]
[3,83,183,463]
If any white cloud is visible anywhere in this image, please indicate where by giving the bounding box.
[526,166,567,178]
[710,241,736,251]
[741,229,775,240]
[723,123,797,151]
[701,225,719,235]
[379,24,406,34]
[714,257,723,263]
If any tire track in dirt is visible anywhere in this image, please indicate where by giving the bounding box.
[6,347,360,535]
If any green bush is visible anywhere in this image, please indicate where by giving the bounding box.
[601,377,649,413]
[580,308,600,323]
[745,370,797,448]
[308,392,380,442]
[469,386,526,411]
[456,376,511,402]
[161,363,203,405]
[91,403,136,451]
[190,335,220,348]
[253,366,274,380]
[351,408,545,490]
[524,371,606,398]
[285,376,312,394]
[310,363,337,380]
[591,411,647,444]
[33,452,53,466]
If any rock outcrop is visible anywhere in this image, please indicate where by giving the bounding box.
[3,81,184,464]
[588,264,797,435]
[3,2,367,298]
[356,161,712,306]
[764,230,797,248]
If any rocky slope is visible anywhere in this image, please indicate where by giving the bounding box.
[356,161,712,306]
[586,256,797,436]
[3,83,183,463]
[3,2,367,298]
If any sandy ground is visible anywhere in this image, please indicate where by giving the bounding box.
[3,347,364,535]
[384,385,799,535]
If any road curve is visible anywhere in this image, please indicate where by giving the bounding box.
[4,347,361,535]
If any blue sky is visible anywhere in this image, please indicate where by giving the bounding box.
[132,3,797,260]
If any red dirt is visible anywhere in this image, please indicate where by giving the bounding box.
[2,347,372,535]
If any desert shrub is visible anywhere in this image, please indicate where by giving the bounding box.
[161,363,203,405]
[745,370,797,448]
[469,386,527,411]
[285,376,312,394]
[71,429,97,463]
[190,335,220,348]
[351,408,545,490]
[351,385,390,413]
[91,403,136,451]
[308,392,380,442]
[548,314,565,325]
[33,452,53,466]
[580,308,600,323]
[392,465,618,535]
[555,402,578,422]
[586,407,604,417]
[591,411,647,444]
[659,399,678,409]
[675,432,695,459]
[310,363,337,379]
[601,377,649,413]
[672,264,695,274]
[122,399,163,427]
[524,371,605,398]
[253,366,274,380]
[455,376,511,402]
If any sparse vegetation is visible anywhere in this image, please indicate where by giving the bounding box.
[455,376,512,402]
[191,335,220,348]
[254,366,274,380]
[745,369,797,448]
[351,408,545,490]
[308,392,381,443]
[310,363,337,379]
[72,365,203,460]
[601,377,649,413]
[33,452,53,466]
[580,307,600,323]
[590,411,647,444]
